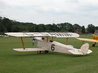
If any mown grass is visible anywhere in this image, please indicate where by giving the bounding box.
[0,34,98,73]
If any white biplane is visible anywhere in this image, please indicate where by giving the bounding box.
[5,32,92,55]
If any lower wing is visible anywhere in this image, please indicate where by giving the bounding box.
[13,48,48,52]
[76,38,98,43]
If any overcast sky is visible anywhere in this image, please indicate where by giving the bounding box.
[0,0,98,27]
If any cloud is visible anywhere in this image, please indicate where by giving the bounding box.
[79,0,98,6]
[0,0,98,26]
[0,0,78,13]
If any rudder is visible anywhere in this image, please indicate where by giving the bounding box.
[80,43,89,55]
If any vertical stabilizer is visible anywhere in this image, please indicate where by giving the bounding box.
[80,43,89,55]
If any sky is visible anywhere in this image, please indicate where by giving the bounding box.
[0,0,98,27]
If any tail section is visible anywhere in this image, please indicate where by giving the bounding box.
[68,43,92,55]
[80,43,90,55]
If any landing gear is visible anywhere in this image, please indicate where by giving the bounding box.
[37,50,49,54]
[92,42,96,47]
[44,50,49,53]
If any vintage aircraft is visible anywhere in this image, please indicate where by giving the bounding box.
[76,30,98,47]
[5,32,92,55]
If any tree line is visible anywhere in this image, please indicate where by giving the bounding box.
[0,16,98,34]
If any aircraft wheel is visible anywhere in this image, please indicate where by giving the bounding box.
[37,51,49,54]
[92,43,96,47]
[44,50,49,53]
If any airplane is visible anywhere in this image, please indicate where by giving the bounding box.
[5,32,92,55]
[76,30,98,47]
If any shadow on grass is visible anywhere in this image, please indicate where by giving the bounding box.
[10,51,93,58]
[50,52,92,57]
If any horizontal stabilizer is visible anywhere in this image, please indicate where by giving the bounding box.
[68,49,83,55]
[68,43,92,55]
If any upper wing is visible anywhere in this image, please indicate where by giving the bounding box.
[5,32,79,38]
[49,32,79,38]
[76,38,98,43]
[13,48,48,52]
[5,32,49,37]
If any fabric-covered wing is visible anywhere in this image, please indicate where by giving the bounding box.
[49,32,79,38]
[5,32,79,38]
[5,32,49,37]
[76,38,98,43]
[5,32,33,37]
[13,48,48,52]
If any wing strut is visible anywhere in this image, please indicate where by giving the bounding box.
[65,38,68,44]
[20,37,25,49]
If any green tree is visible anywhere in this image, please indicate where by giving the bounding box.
[45,24,52,32]
[73,24,81,30]
[1,17,12,32]
[81,26,85,33]
[51,24,59,32]
[37,24,46,32]
[57,23,67,32]
[95,26,98,30]
[66,23,74,32]
[87,24,95,33]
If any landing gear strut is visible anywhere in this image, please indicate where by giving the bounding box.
[37,50,49,54]
[92,42,96,47]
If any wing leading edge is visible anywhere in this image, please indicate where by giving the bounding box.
[5,32,79,38]
[13,48,48,52]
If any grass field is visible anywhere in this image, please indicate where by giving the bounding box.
[0,34,98,73]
